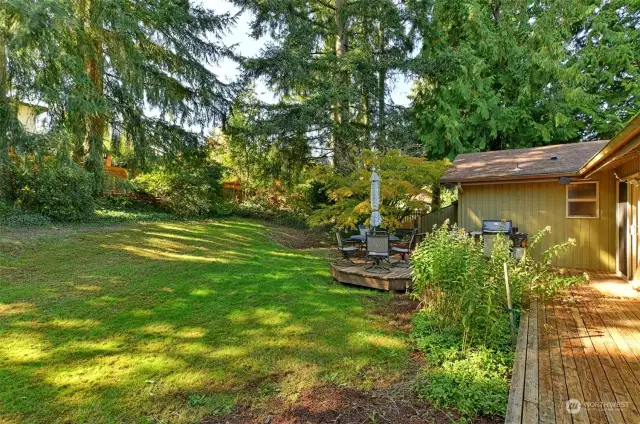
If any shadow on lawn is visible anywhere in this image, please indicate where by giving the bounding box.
[0,220,407,423]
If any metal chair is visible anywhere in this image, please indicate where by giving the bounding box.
[357,224,370,238]
[391,228,417,267]
[364,233,391,273]
[334,232,360,265]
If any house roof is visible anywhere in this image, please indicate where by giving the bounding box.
[441,140,609,183]
[580,114,640,177]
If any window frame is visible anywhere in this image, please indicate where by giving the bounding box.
[566,181,599,219]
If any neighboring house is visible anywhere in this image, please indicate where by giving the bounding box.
[16,102,49,134]
[15,102,131,184]
[441,114,640,278]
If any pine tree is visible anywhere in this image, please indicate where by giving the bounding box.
[2,0,237,192]
[231,0,414,174]
[409,0,639,159]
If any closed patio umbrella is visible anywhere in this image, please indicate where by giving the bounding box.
[370,167,382,231]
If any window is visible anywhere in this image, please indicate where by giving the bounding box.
[566,182,599,218]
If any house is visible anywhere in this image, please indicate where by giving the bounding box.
[441,114,640,279]
[16,102,49,134]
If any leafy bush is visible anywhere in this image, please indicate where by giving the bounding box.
[420,349,512,416]
[411,222,584,418]
[9,158,94,221]
[412,222,582,346]
[233,201,309,228]
[92,194,182,223]
[0,199,54,227]
[134,163,225,217]
[413,311,513,417]
[309,150,449,230]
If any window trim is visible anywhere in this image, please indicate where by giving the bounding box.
[566,181,599,219]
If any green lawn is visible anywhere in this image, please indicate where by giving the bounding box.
[0,220,408,423]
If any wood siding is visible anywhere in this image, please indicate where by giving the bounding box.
[457,171,616,271]
[614,154,640,179]
[609,135,640,179]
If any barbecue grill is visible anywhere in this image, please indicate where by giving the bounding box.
[482,219,512,234]
[478,219,528,257]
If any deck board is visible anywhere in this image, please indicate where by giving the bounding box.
[538,303,556,424]
[506,309,529,424]
[506,271,640,424]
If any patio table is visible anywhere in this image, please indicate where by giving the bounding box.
[349,234,400,243]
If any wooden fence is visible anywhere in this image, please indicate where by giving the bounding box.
[416,202,458,233]
[420,202,458,233]
[399,202,458,234]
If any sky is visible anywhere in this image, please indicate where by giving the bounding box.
[203,0,413,107]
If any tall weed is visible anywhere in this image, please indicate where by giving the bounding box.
[412,221,583,347]
[411,222,584,418]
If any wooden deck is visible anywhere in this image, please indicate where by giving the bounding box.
[330,259,412,291]
[506,271,640,423]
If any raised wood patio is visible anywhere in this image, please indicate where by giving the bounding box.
[506,270,640,424]
[330,259,412,291]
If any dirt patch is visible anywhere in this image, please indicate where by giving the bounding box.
[206,382,501,424]
[370,293,421,333]
[265,224,331,250]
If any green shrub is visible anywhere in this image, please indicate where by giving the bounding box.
[412,310,513,417]
[419,346,512,417]
[134,163,224,217]
[0,210,53,227]
[411,222,584,418]
[0,199,11,217]
[411,222,583,347]
[233,202,309,228]
[10,159,94,222]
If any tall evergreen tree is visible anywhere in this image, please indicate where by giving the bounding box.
[231,0,414,174]
[409,0,639,159]
[1,0,237,192]
[569,0,640,138]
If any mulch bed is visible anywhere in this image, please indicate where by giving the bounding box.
[265,224,332,250]
[206,383,461,424]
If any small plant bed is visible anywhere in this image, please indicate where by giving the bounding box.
[410,223,585,420]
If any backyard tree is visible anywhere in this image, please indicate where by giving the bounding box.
[309,150,449,230]
[1,0,236,192]
[0,1,57,195]
[230,0,415,174]
[569,0,640,138]
[409,0,640,159]
[216,88,313,194]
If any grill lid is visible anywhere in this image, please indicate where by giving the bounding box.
[482,220,512,234]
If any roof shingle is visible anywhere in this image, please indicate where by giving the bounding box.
[441,140,608,183]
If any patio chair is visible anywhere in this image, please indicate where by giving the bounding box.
[358,224,370,238]
[364,233,391,273]
[334,232,360,265]
[391,228,417,267]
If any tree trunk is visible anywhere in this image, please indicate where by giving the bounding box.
[332,0,352,175]
[84,47,105,193]
[491,0,500,23]
[0,33,11,198]
[80,0,106,193]
[377,24,386,151]
[363,86,372,148]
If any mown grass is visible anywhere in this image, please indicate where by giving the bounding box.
[0,219,408,423]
